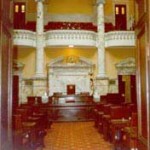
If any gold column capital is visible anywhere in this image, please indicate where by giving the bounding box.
[97,0,105,5]
[35,0,44,2]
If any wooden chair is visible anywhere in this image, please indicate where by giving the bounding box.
[13,105,47,150]
[121,113,138,149]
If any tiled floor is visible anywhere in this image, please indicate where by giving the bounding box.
[43,122,113,150]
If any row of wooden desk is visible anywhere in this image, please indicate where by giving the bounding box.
[12,94,95,149]
[41,103,94,122]
[93,101,139,150]
[26,94,95,122]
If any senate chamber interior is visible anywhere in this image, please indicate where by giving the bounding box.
[0,0,150,150]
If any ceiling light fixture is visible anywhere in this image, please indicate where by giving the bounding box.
[69,45,74,48]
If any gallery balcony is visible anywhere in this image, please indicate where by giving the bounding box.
[13,21,136,48]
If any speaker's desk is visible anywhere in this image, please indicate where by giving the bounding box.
[49,94,94,121]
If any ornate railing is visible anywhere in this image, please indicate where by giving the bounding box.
[13,29,136,48]
[13,30,36,47]
[105,31,136,47]
[45,30,97,47]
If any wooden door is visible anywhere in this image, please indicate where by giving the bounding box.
[130,75,137,105]
[118,75,125,101]
[138,32,147,139]
[115,5,127,30]
[67,84,75,95]
[13,75,19,112]
[13,2,26,29]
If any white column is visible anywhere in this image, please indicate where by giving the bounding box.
[35,0,45,77]
[97,0,106,78]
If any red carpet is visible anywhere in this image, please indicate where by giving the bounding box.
[43,122,113,150]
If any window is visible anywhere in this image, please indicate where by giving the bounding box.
[13,3,26,29]
[115,5,127,30]
[15,5,19,13]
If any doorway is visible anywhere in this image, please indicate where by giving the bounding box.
[115,4,127,30]
[13,2,26,29]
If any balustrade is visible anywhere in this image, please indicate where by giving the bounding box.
[13,29,136,47]
[105,31,136,47]
[13,30,36,47]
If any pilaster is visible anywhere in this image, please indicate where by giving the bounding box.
[96,0,106,78]
[35,0,45,78]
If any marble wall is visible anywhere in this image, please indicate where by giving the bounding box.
[47,56,94,96]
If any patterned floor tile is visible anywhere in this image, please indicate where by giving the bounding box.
[43,122,113,150]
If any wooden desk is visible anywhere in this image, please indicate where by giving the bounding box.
[48,94,94,121]
[48,103,94,121]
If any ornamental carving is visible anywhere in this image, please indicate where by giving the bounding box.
[115,57,136,75]
[65,55,79,64]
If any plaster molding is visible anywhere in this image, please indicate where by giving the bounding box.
[97,0,105,5]
[115,57,136,75]
[35,0,44,2]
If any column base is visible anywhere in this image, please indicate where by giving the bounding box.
[93,76,109,102]
[96,74,108,79]
[32,78,47,97]
[33,73,46,79]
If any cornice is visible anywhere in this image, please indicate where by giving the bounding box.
[96,0,105,5]
[35,0,44,2]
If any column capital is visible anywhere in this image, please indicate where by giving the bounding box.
[35,0,44,2]
[97,0,105,5]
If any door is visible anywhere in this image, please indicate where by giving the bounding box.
[13,2,26,29]
[67,84,75,95]
[13,75,19,112]
[115,5,127,30]
[118,75,125,101]
[130,75,137,105]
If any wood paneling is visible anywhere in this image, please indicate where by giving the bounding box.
[0,0,13,149]
[130,75,137,105]
[139,33,147,139]
[135,0,148,148]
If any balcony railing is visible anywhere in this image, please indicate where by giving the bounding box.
[13,30,36,47]
[45,30,97,47]
[13,29,136,48]
[105,31,136,47]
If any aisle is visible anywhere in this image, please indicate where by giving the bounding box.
[43,122,113,150]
